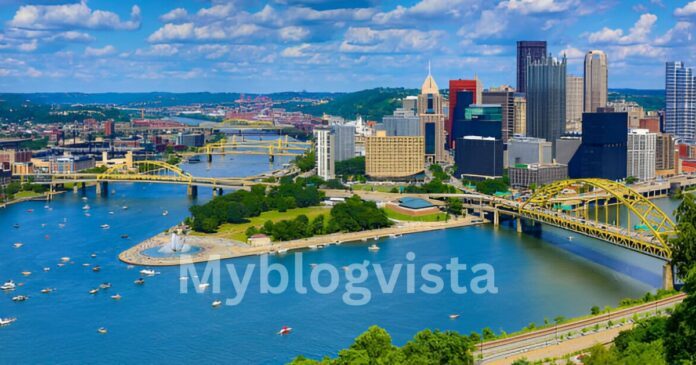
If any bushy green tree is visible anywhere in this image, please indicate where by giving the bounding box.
[671,194,696,279]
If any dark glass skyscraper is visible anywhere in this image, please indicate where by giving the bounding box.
[526,55,566,156]
[517,41,547,93]
[569,112,628,180]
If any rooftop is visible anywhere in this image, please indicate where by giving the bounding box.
[398,197,435,210]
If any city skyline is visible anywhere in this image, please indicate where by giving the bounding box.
[0,0,694,93]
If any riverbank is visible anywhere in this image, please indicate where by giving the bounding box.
[118,215,483,266]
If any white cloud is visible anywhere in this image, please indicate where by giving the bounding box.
[160,8,188,22]
[8,2,141,30]
[674,1,696,17]
[135,44,179,57]
[279,26,309,41]
[654,21,693,46]
[84,45,116,57]
[497,0,578,15]
[373,0,477,25]
[559,45,585,59]
[587,13,657,44]
[340,27,443,53]
[281,43,311,57]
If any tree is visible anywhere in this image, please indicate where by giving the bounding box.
[401,329,474,365]
[481,327,496,340]
[591,305,601,315]
[625,176,639,184]
[671,194,696,279]
[664,267,696,364]
[335,156,365,176]
[446,198,463,216]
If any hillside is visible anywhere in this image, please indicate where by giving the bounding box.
[608,88,665,111]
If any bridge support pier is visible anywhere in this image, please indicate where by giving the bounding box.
[516,217,522,233]
[493,210,499,226]
[187,185,198,198]
[207,154,213,163]
[73,184,79,193]
[269,155,275,162]
[96,181,108,196]
[663,264,674,291]
[212,187,223,197]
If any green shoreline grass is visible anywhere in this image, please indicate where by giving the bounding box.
[385,207,447,222]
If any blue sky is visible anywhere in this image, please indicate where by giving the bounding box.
[0,0,694,93]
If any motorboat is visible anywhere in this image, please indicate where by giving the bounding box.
[89,288,99,295]
[122,206,128,210]
[389,234,402,238]
[134,278,145,285]
[21,271,31,277]
[277,248,288,254]
[60,257,70,263]
[309,245,318,250]
[43,267,50,272]
[361,238,367,242]
[111,294,122,300]
[82,263,91,267]
[82,205,90,210]
[98,327,108,334]
[277,326,292,335]
[108,211,115,215]
[139,269,156,276]
[99,283,111,289]
[162,210,169,216]
[58,223,65,229]
[84,213,91,217]
[40,288,55,294]
[0,317,16,326]
[92,266,101,272]
[91,253,97,258]
[198,283,210,290]
[212,300,223,307]
[121,234,129,239]
[1,280,16,291]
[81,197,88,201]
[449,314,460,320]
[368,244,380,252]
[12,224,20,229]
[100,224,110,229]
[568,236,574,241]
[12,295,28,302]
[13,243,23,249]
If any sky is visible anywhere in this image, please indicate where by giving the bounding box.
[0,0,694,93]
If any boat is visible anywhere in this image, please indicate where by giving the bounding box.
[97,327,108,334]
[12,295,28,302]
[368,244,380,252]
[121,234,129,239]
[126,265,134,269]
[317,244,325,249]
[89,288,99,294]
[389,234,402,238]
[341,266,349,271]
[567,236,574,241]
[58,223,65,229]
[82,205,90,210]
[43,267,50,272]
[449,314,460,320]
[21,271,31,277]
[122,206,128,210]
[0,317,16,326]
[26,209,33,213]
[82,263,91,267]
[81,197,88,201]
[91,253,97,258]
[277,248,288,254]
[1,280,16,291]
[12,223,20,229]
[277,326,292,335]
[134,278,145,285]
[162,210,169,216]
[57,263,65,267]
[100,224,110,229]
[40,288,55,294]
[373,236,379,241]
[309,245,318,250]
[92,266,101,272]
[44,204,49,209]
[99,283,111,289]
[111,294,122,300]
[108,211,115,215]
[60,257,70,262]
[179,276,188,281]
[84,213,91,217]
[13,243,23,249]
[198,283,210,290]
[139,269,156,276]
[212,300,222,307]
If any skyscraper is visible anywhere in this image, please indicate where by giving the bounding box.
[383,108,420,136]
[331,124,355,162]
[566,75,583,132]
[313,128,335,180]
[584,50,608,112]
[516,41,547,93]
[448,79,481,147]
[526,54,567,156]
[482,89,514,142]
[513,94,527,136]
[627,129,656,181]
[569,112,627,180]
[418,68,446,163]
[665,61,696,144]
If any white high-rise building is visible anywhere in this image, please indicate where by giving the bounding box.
[665,61,696,144]
[584,50,608,112]
[313,128,335,180]
[627,129,656,181]
[566,75,583,133]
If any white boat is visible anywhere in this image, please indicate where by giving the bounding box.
[40,288,55,294]
[122,206,128,210]
[98,327,108,334]
[0,317,16,326]
[21,271,31,277]
[82,263,91,267]
[277,326,292,335]
[100,224,110,229]
[309,245,318,250]
[89,288,99,295]
[198,283,210,290]
[1,281,16,291]
[81,197,88,201]
[111,294,122,300]
[389,234,402,238]
[162,210,169,216]
[91,253,97,258]
[139,269,156,276]
[58,223,65,229]
[12,243,23,249]
[82,205,90,210]
[368,244,380,252]
[449,314,460,320]
[134,278,145,285]
[60,257,70,262]
[212,300,222,307]
[84,213,91,217]
[108,211,115,215]
[99,283,112,289]
[43,267,50,272]
[277,248,288,254]
[568,236,574,241]
[12,295,28,302]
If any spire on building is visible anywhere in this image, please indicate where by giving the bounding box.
[421,62,439,95]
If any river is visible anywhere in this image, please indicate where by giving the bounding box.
[0,152,682,364]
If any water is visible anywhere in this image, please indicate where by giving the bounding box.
[0,155,679,364]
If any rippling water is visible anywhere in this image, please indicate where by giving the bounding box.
[0,154,679,364]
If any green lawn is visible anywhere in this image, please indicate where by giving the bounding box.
[14,191,43,199]
[352,184,404,193]
[194,206,330,242]
[385,207,448,222]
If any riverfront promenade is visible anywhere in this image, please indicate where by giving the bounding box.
[118,215,482,266]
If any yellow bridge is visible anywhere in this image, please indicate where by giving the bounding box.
[183,135,313,162]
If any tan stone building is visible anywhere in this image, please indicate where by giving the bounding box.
[417,69,446,163]
[365,131,424,179]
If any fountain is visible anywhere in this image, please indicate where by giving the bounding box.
[142,232,201,258]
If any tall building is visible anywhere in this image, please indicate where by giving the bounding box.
[448,79,481,147]
[606,100,645,128]
[455,136,503,180]
[656,133,677,175]
[584,50,608,112]
[509,163,568,189]
[331,124,355,162]
[365,131,424,179]
[627,129,656,181]
[665,62,696,143]
[418,68,446,163]
[508,137,553,166]
[513,94,527,136]
[569,112,627,180]
[566,75,583,132]
[516,41,547,93]
[402,96,418,113]
[104,120,114,137]
[383,108,421,136]
[455,104,503,141]
[482,89,514,142]
[526,55,567,156]
[313,128,335,180]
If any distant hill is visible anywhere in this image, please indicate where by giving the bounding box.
[608,88,665,111]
